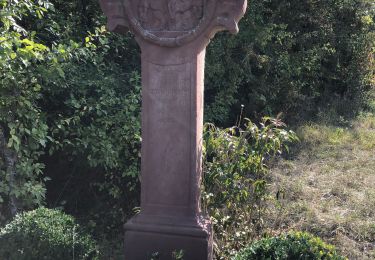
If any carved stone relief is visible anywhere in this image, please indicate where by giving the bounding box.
[138,0,204,31]
[101,0,247,47]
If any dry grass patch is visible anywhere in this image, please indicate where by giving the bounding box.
[265,113,375,260]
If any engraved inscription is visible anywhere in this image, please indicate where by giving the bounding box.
[144,62,192,207]
[149,68,190,107]
[138,0,204,31]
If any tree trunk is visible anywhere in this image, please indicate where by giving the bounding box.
[0,126,19,217]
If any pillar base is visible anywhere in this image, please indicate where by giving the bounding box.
[124,214,213,260]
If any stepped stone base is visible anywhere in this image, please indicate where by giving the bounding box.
[124,214,213,260]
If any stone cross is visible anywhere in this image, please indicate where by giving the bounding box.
[99,0,247,259]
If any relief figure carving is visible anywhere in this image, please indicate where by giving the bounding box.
[138,0,204,31]
[168,0,203,31]
[102,0,247,47]
[138,0,168,30]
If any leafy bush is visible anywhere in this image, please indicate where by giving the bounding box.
[205,0,375,124]
[0,207,99,260]
[234,231,347,260]
[202,116,298,258]
[0,0,57,218]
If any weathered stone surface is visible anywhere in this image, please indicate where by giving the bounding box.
[99,0,247,259]
[100,0,247,46]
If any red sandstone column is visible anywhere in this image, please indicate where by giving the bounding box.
[100,1,247,259]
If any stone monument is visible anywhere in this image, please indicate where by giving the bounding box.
[99,0,247,259]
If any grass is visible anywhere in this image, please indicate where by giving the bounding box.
[265,112,375,260]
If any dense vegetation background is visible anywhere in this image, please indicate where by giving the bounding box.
[0,0,374,258]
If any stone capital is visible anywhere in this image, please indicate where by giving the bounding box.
[100,0,247,47]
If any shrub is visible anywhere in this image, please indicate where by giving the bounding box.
[202,116,298,258]
[205,0,375,124]
[0,207,99,260]
[233,231,347,260]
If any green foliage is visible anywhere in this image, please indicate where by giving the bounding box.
[0,207,99,260]
[172,250,185,260]
[0,0,141,236]
[44,60,142,242]
[32,1,141,251]
[46,61,141,192]
[205,0,375,124]
[0,0,59,216]
[233,231,347,260]
[202,116,298,258]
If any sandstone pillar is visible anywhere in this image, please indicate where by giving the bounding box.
[99,1,247,259]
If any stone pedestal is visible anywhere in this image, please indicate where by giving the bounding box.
[124,215,212,259]
[99,0,247,259]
